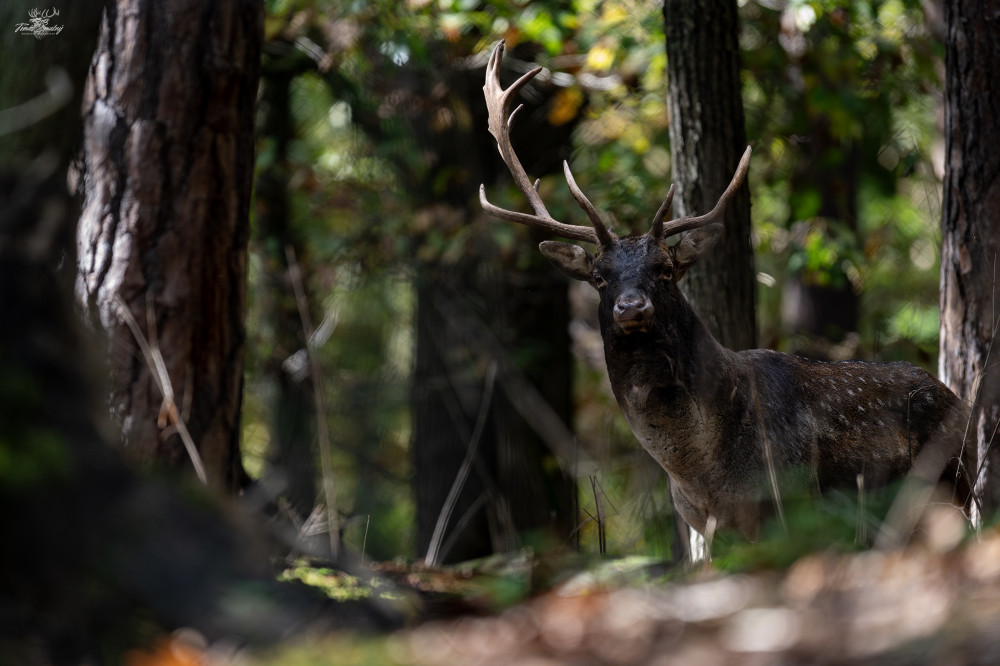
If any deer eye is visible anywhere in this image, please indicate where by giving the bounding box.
[658,264,674,281]
[592,272,607,288]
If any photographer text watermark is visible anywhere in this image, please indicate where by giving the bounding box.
[14,7,63,39]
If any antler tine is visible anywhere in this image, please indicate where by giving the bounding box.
[649,184,676,241]
[654,145,752,239]
[562,161,615,245]
[483,41,550,219]
[479,186,599,244]
[478,40,604,245]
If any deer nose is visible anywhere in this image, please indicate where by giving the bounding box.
[614,292,653,331]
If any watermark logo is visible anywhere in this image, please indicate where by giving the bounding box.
[14,7,64,39]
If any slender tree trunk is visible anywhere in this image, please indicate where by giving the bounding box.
[412,259,577,564]
[664,0,754,561]
[783,124,860,347]
[939,0,1000,518]
[254,66,318,517]
[77,0,263,491]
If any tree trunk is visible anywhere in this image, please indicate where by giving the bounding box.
[664,0,755,353]
[412,258,577,564]
[664,0,755,560]
[77,0,263,491]
[254,65,318,518]
[413,272,499,562]
[939,0,1000,518]
[390,50,578,563]
[782,124,860,347]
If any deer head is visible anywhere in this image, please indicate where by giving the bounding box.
[479,41,750,337]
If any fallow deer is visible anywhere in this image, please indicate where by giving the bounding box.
[478,41,971,540]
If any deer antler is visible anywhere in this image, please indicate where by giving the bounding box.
[650,146,752,240]
[479,41,614,245]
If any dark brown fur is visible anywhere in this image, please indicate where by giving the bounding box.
[541,232,971,539]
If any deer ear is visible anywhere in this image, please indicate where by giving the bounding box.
[671,224,723,277]
[539,241,594,283]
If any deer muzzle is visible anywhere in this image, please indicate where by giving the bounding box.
[613,291,653,333]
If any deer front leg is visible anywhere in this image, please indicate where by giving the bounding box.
[669,476,761,542]
[669,478,708,535]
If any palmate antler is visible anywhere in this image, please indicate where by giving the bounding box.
[478,41,612,245]
[479,40,751,246]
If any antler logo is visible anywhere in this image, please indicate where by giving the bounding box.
[14,7,64,39]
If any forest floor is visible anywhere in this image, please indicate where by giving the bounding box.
[137,508,1000,666]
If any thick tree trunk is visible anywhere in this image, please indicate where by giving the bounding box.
[664,0,755,353]
[399,52,579,563]
[413,273,498,562]
[413,260,577,564]
[664,0,754,561]
[940,0,1000,517]
[77,0,263,491]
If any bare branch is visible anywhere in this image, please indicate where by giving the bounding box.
[285,245,340,561]
[113,293,207,485]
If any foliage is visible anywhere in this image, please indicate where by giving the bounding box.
[742,0,944,360]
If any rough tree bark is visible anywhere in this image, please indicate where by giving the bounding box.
[664,0,755,560]
[77,0,263,491]
[939,0,1000,518]
[664,0,755,353]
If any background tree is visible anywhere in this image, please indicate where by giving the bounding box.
[664,0,755,352]
[253,58,319,522]
[939,0,1000,518]
[77,0,263,490]
[741,2,944,362]
[246,7,587,562]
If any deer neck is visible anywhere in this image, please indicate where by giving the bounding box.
[599,286,745,462]
[601,287,735,395]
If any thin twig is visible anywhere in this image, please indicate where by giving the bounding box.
[424,361,499,567]
[563,514,597,552]
[113,293,207,484]
[591,476,606,555]
[361,514,370,566]
[750,370,786,533]
[438,493,489,564]
[855,472,867,545]
[285,245,340,561]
